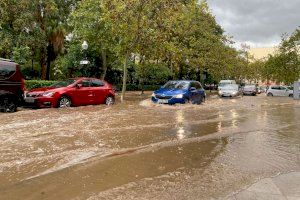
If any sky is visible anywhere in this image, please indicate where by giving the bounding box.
[207,0,300,49]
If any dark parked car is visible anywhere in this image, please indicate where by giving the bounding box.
[243,85,258,96]
[152,80,206,105]
[25,77,115,108]
[0,59,25,112]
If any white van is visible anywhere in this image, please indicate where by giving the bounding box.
[218,80,236,90]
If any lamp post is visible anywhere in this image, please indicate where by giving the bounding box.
[80,41,90,65]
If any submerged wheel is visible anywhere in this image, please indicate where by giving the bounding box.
[0,97,17,113]
[58,96,72,108]
[267,93,273,97]
[105,96,115,105]
[289,94,293,97]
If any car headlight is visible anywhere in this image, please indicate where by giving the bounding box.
[174,94,184,98]
[232,91,237,95]
[42,91,55,97]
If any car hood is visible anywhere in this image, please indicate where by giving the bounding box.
[27,87,62,94]
[154,88,188,96]
[244,88,256,92]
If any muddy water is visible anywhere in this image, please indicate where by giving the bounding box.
[0,92,299,200]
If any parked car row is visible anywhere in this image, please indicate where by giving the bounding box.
[0,59,298,112]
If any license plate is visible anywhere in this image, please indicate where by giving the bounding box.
[158,99,169,104]
[25,97,35,103]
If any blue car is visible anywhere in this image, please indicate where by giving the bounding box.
[152,80,206,105]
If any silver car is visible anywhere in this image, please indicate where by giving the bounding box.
[218,84,241,97]
[266,85,293,97]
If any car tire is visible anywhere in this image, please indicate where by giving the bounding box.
[58,96,72,108]
[289,94,293,98]
[267,93,273,97]
[0,97,17,113]
[105,96,115,105]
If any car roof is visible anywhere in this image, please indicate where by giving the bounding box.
[0,59,18,67]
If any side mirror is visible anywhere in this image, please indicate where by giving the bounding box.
[76,84,82,89]
[190,87,196,91]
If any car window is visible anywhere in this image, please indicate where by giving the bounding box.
[193,82,202,89]
[91,79,104,87]
[163,81,189,89]
[50,79,76,88]
[0,65,16,79]
[81,79,91,87]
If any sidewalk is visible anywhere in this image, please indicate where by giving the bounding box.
[228,172,300,200]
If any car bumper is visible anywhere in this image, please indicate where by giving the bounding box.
[219,93,238,97]
[151,97,186,104]
[243,91,256,95]
[24,97,57,108]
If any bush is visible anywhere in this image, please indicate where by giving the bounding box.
[115,84,161,91]
[25,80,58,90]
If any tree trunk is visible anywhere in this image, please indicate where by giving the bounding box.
[46,57,51,80]
[100,49,107,80]
[121,53,129,102]
[40,48,47,80]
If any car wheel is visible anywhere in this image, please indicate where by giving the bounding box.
[105,96,115,105]
[267,93,273,97]
[289,94,293,97]
[59,96,72,108]
[0,97,17,113]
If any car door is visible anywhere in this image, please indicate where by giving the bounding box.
[75,79,94,105]
[190,82,201,102]
[279,86,287,96]
[91,79,106,104]
[195,82,204,100]
[189,82,197,102]
[272,86,280,96]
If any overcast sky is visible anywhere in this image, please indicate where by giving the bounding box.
[207,0,300,48]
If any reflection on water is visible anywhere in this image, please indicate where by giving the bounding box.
[230,109,238,128]
[176,110,186,140]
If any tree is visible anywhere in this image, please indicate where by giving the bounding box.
[262,29,300,84]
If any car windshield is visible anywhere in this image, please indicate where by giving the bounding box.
[163,81,190,89]
[244,85,256,89]
[218,83,230,87]
[50,79,76,88]
[222,84,238,91]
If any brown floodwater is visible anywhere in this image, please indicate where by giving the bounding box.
[0,92,299,200]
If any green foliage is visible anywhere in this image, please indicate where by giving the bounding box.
[135,63,173,85]
[262,29,300,84]
[25,80,58,90]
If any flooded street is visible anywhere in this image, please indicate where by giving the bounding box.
[0,92,299,200]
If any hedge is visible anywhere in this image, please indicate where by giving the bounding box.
[25,80,161,91]
[25,80,58,90]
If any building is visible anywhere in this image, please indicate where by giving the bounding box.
[248,47,277,60]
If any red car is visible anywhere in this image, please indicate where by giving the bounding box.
[25,78,115,108]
